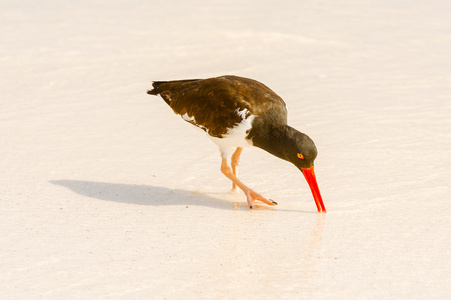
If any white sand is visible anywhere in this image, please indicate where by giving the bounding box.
[1,0,450,299]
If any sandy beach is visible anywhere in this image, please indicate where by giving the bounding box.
[1,0,450,299]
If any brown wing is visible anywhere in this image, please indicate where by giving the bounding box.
[148,75,288,137]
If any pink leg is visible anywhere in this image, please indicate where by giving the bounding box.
[231,147,243,191]
[220,156,277,209]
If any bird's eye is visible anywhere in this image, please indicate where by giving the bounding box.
[297,153,304,159]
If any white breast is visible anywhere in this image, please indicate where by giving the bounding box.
[209,109,255,158]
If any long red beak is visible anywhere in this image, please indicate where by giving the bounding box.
[301,166,326,213]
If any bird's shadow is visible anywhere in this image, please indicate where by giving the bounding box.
[50,180,245,210]
[50,180,314,213]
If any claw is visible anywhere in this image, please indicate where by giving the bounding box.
[244,188,276,207]
[221,156,276,209]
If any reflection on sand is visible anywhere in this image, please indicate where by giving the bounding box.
[201,206,326,296]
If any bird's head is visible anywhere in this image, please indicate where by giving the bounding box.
[282,128,326,213]
[283,131,318,169]
[249,123,326,212]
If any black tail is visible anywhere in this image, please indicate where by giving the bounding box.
[147,81,166,95]
[147,79,201,96]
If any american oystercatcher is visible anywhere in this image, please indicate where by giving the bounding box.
[147,75,326,212]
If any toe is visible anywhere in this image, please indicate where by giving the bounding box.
[249,190,275,206]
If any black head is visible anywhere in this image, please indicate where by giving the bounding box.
[282,128,318,169]
[281,126,325,212]
[248,124,326,212]
[249,124,318,168]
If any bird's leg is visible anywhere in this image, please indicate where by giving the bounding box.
[220,156,277,209]
[230,147,243,191]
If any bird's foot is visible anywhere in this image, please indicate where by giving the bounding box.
[244,189,278,209]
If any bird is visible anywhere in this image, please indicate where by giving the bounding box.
[147,75,326,212]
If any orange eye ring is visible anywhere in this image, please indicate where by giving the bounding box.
[297,153,304,159]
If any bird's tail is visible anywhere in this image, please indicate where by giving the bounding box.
[147,79,201,96]
[147,81,166,95]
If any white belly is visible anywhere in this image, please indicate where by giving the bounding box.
[209,114,255,158]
